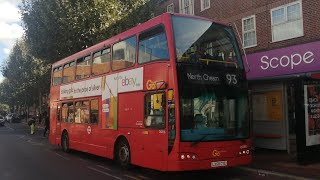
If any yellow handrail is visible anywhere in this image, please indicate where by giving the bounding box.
[179,56,238,68]
[199,58,238,68]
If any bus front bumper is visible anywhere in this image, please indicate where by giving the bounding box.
[167,155,252,171]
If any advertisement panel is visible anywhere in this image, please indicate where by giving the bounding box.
[252,91,283,121]
[304,84,320,146]
[101,67,144,129]
[60,77,102,100]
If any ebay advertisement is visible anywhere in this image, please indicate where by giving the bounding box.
[244,41,320,80]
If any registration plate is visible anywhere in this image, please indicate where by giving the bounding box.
[211,161,227,167]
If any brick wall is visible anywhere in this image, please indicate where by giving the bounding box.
[157,0,320,54]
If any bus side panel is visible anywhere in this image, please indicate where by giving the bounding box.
[49,102,58,145]
[49,85,60,145]
[118,92,145,166]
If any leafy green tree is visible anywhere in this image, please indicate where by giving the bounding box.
[20,0,149,64]
[1,39,50,110]
[0,103,10,115]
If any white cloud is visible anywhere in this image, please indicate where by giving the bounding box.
[3,48,10,55]
[0,0,23,64]
[0,22,23,40]
[0,2,20,23]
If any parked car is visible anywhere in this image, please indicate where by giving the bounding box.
[5,113,18,123]
[0,116,5,126]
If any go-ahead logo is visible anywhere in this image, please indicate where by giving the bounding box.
[212,150,221,157]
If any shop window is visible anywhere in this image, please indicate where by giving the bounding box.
[62,102,74,123]
[75,100,89,124]
[179,0,194,15]
[144,92,166,129]
[242,15,257,48]
[90,99,99,124]
[62,61,75,83]
[76,55,91,80]
[112,36,136,71]
[271,1,303,42]
[138,26,169,64]
[52,66,63,86]
[92,48,111,76]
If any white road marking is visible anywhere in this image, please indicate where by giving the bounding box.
[87,166,122,180]
[137,175,151,180]
[54,152,70,161]
[96,165,111,171]
[124,174,142,180]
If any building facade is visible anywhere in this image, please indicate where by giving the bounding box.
[157,0,320,158]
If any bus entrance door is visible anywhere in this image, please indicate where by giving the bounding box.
[140,92,168,171]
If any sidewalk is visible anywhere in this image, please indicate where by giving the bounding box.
[238,149,320,180]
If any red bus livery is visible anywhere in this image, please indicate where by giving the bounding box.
[49,13,251,171]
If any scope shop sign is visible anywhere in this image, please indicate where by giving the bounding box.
[304,84,320,146]
[245,41,320,80]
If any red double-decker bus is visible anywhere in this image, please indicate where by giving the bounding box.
[49,13,251,171]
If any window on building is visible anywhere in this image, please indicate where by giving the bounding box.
[75,100,89,124]
[200,0,210,11]
[271,1,303,42]
[167,3,174,13]
[112,36,136,71]
[144,92,166,129]
[179,0,194,15]
[76,55,91,80]
[62,61,75,83]
[242,15,257,48]
[92,48,111,76]
[52,66,63,85]
[90,99,99,124]
[62,102,74,123]
[138,26,169,64]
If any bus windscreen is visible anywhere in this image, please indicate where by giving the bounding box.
[173,16,243,69]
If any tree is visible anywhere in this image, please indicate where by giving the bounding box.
[20,0,149,64]
[1,39,50,111]
[0,103,10,115]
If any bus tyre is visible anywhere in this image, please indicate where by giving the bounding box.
[115,140,131,169]
[61,132,70,153]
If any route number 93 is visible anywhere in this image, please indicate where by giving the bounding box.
[226,74,237,85]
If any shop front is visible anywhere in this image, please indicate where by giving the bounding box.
[244,41,320,162]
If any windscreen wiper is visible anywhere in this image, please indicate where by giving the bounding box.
[190,134,211,147]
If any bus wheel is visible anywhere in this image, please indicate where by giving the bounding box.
[115,139,131,169]
[61,132,70,153]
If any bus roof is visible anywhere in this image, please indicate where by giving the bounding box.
[52,13,228,67]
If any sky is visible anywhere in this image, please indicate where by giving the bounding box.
[0,0,24,83]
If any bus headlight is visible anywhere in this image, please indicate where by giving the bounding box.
[180,153,197,160]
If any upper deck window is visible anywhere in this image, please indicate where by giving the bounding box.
[173,16,243,69]
[62,61,75,83]
[112,36,136,71]
[138,26,169,64]
[76,55,91,80]
[52,66,63,86]
[92,48,111,76]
